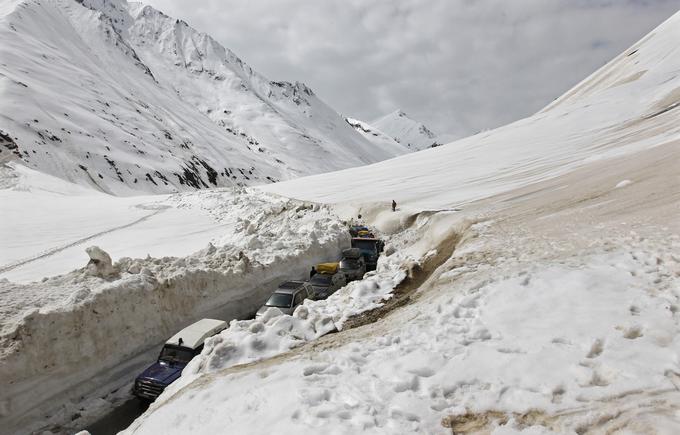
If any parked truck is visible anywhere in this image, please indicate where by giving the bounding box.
[350,237,384,271]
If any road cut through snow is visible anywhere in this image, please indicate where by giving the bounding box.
[0,173,353,435]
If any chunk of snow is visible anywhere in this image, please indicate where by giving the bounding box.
[85,246,116,278]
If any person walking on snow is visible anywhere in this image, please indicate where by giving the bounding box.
[392,200,397,212]
[310,266,317,279]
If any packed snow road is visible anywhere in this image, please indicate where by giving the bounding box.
[74,231,385,434]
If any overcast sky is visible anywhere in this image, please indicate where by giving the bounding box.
[144,0,678,137]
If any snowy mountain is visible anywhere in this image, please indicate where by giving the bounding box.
[0,0,404,195]
[3,4,680,435]
[344,117,406,153]
[265,9,680,208]
[370,109,443,151]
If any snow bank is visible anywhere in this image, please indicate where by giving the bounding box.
[190,261,405,367]
[123,210,470,430]
[143,221,419,407]
[0,190,349,434]
[124,226,680,434]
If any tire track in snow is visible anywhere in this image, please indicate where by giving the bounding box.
[0,207,167,275]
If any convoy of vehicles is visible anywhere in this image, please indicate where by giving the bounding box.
[133,319,227,400]
[133,223,383,402]
[256,281,314,316]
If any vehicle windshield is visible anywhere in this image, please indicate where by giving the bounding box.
[310,274,332,286]
[352,239,378,254]
[340,259,360,269]
[159,345,195,364]
[265,292,294,308]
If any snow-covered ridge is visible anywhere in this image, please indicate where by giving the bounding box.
[370,109,443,151]
[345,117,406,154]
[0,0,405,195]
[264,11,680,208]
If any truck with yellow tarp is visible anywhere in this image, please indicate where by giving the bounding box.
[310,262,346,299]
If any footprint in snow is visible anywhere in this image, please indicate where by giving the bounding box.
[551,385,566,404]
[588,370,610,387]
[623,325,643,339]
[496,347,525,354]
[407,366,436,378]
[393,375,420,393]
[298,387,331,406]
[518,272,531,286]
[586,338,604,358]
[552,337,572,345]
[302,362,341,377]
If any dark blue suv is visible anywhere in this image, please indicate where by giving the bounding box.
[133,319,227,401]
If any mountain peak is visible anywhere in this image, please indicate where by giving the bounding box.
[371,110,441,151]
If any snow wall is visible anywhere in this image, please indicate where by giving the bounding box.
[0,193,349,433]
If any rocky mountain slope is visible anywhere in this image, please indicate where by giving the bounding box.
[0,0,406,195]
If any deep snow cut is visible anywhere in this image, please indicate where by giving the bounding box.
[0,178,351,434]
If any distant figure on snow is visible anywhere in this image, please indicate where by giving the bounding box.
[310,266,317,279]
[392,200,397,212]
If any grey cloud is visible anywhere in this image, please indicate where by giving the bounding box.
[143,0,679,136]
